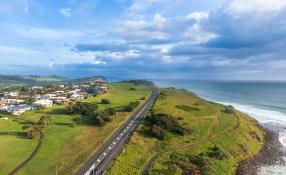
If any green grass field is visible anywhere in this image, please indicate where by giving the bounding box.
[0,117,37,174]
[107,88,265,175]
[0,83,151,175]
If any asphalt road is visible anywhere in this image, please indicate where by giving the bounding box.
[75,88,158,175]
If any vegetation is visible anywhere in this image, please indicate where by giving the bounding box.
[66,101,98,115]
[101,98,111,104]
[108,88,265,175]
[124,101,140,112]
[0,83,151,175]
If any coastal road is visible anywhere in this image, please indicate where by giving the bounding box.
[75,88,158,175]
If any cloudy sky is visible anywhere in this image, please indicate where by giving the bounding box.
[0,0,286,80]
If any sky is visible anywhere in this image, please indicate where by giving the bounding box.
[0,0,286,80]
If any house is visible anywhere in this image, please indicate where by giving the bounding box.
[6,105,33,116]
[49,97,67,104]
[72,85,80,89]
[96,85,108,93]
[70,93,85,101]
[54,91,65,95]
[0,98,24,105]
[45,94,57,99]
[32,99,53,107]
[31,86,43,90]
[4,91,19,98]
[0,101,6,107]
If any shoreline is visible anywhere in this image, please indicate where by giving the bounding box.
[235,123,286,175]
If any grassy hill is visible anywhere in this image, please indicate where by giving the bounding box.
[0,75,66,90]
[0,83,151,175]
[107,88,265,175]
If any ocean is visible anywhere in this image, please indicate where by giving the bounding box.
[153,79,286,174]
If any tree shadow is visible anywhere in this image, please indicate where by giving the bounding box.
[0,131,27,138]
[53,122,73,127]
[45,108,66,115]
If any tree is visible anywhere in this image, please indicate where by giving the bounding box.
[22,124,40,139]
[39,116,51,128]
[101,98,111,104]
[65,102,75,114]
[36,105,46,111]
[73,116,82,126]
[150,124,165,139]
[69,102,98,115]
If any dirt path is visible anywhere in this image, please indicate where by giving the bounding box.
[141,108,243,175]
[8,131,44,175]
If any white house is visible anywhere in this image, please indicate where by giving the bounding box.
[70,94,85,101]
[31,86,43,90]
[33,99,53,107]
[0,98,24,105]
[6,105,33,116]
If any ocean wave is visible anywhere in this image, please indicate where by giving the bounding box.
[279,133,286,148]
[217,101,286,124]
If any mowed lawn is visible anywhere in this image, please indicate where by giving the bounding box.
[107,88,264,175]
[1,83,151,175]
[0,117,37,175]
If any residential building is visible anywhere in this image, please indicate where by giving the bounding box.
[33,99,53,107]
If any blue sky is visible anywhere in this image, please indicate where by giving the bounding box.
[0,0,286,80]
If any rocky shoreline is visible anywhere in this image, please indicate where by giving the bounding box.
[235,124,286,175]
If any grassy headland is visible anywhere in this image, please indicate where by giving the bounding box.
[107,88,265,175]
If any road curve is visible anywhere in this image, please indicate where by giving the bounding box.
[75,88,158,175]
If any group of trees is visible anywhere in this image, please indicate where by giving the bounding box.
[65,101,98,115]
[94,108,116,126]
[22,116,51,139]
[124,101,140,112]
[120,79,154,86]
[144,113,191,139]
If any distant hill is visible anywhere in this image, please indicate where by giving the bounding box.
[0,75,65,91]
[0,75,106,91]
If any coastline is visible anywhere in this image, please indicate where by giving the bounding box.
[235,123,286,175]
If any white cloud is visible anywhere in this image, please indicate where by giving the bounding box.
[13,26,83,40]
[59,8,72,17]
[226,0,286,14]
[187,12,209,21]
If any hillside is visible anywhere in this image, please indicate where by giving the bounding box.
[107,88,265,175]
[0,75,66,90]
[0,83,151,175]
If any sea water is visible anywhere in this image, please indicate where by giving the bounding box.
[153,79,286,174]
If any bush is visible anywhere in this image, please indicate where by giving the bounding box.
[171,126,192,136]
[69,102,98,115]
[94,108,116,125]
[146,113,179,130]
[101,98,111,104]
[207,146,225,160]
[140,96,146,100]
[150,124,165,139]
[129,87,136,90]
[124,101,140,112]
[221,106,235,114]
[175,105,200,111]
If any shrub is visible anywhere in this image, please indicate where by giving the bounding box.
[175,105,200,111]
[129,87,136,90]
[222,106,235,114]
[146,113,179,130]
[69,102,98,115]
[171,126,192,136]
[124,101,140,112]
[101,98,111,104]
[150,124,165,139]
[141,96,146,100]
[207,146,225,160]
